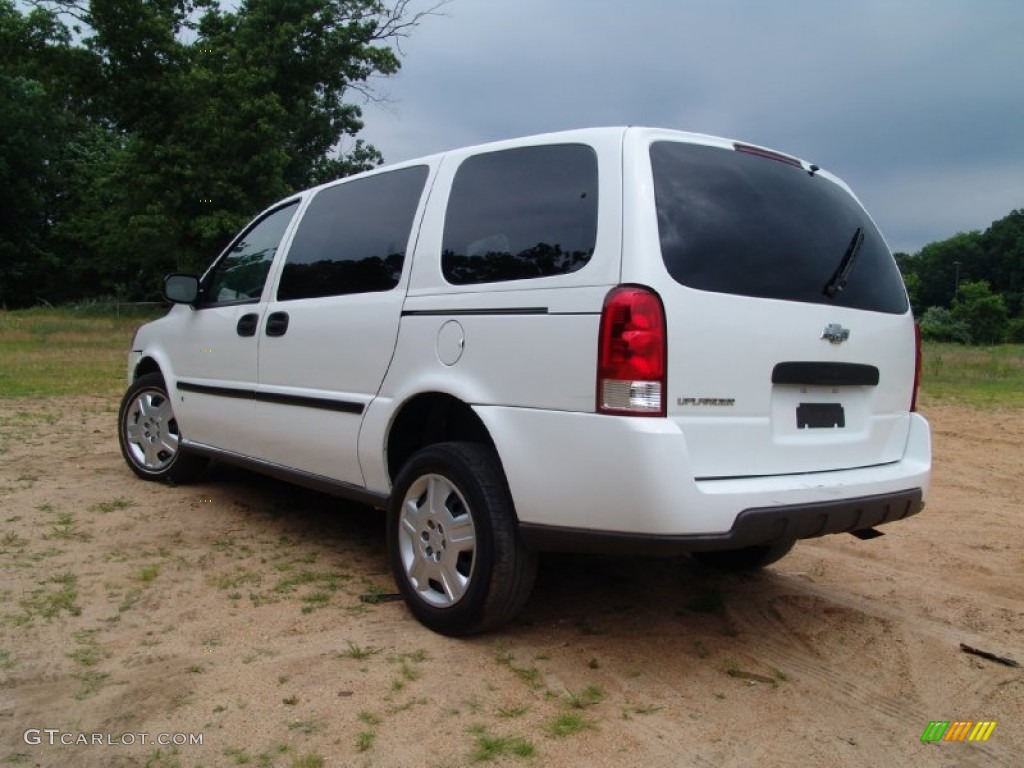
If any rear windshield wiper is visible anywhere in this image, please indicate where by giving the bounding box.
[823,227,864,298]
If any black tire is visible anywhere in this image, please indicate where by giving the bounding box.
[117,372,207,483]
[691,539,796,571]
[387,442,538,636]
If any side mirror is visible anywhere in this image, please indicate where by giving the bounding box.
[163,273,200,304]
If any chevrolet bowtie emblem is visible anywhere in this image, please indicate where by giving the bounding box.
[821,323,850,344]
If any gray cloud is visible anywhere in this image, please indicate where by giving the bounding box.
[361,0,1024,254]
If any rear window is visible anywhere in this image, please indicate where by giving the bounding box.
[650,141,908,314]
[441,144,598,285]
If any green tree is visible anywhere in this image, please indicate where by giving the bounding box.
[979,209,1024,316]
[898,266,920,311]
[952,280,1009,345]
[1,0,440,305]
[896,210,1024,323]
[0,74,54,304]
[0,0,108,305]
[906,232,985,316]
[69,0,434,286]
[1007,317,1024,343]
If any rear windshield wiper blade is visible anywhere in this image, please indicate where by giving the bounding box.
[823,227,864,298]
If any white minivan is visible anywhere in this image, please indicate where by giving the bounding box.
[119,127,931,635]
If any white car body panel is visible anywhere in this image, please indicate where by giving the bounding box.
[135,303,263,454]
[474,405,930,535]
[254,160,440,484]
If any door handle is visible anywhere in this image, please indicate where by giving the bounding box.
[236,313,258,337]
[266,311,289,337]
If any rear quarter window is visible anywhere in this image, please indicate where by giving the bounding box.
[442,144,598,285]
[650,141,908,314]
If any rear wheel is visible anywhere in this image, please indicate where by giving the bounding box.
[118,373,207,483]
[387,442,537,636]
[691,539,796,571]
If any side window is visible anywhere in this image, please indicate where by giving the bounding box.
[441,144,598,285]
[276,166,429,301]
[202,202,299,305]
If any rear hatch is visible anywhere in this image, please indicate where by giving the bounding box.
[639,136,915,479]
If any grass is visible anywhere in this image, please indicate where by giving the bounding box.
[565,685,605,709]
[223,746,252,764]
[46,513,84,541]
[212,567,263,590]
[358,711,382,727]
[390,651,426,683]
[271,568,349,612]
[496,704,530,718]
[2,310,1020,409]
[468,725,535,762]
[494,641,545,690]
[546,712,596,738]
[920,342,1024,407]
[118,587,143,613]
[286,719,323,735]
[290,755,324,768]
[336,640,381,661]
[0,307,165,398]
[20,573,80,620]
[168,692,194,710]
[69,630,103,667]
[72,669,111,700]
[2,531,29,550]
[355,731,376,752]
[90,498,135,514]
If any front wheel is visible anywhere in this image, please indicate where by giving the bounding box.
[387,442,537,636]
[118,373,207,483]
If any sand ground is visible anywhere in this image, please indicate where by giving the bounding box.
[0,400,1021,767]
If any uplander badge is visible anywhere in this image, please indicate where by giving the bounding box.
[677,397,736,407]
[821,323,850,344]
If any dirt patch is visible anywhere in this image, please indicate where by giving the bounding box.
[0,400,1021,767]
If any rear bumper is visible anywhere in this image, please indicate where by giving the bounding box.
[473,405,931,550]
[519,487,923,555]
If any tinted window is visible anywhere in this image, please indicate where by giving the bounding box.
[650,141,908,314]
[442,144,598,285]
[277,166,428,301]
[203,202,298,305]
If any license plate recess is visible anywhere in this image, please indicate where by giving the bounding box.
[796,402,845,429]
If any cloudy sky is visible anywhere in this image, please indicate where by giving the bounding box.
[359,0,1024,255]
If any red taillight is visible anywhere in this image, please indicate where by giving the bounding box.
[911,322,922,412]
[597,285,666,416]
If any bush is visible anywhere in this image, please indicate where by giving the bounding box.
[1005,317,1024,343]
[919,306,971,343]
[952,281,1009,345]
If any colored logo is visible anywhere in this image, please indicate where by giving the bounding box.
[921,720,996,742]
